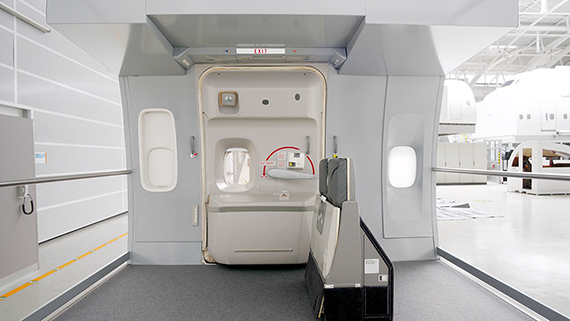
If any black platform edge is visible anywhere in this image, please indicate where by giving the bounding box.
[437,247,569,321]
[39,211,127,245]
[24,252,130,321]
[360,218,394,321]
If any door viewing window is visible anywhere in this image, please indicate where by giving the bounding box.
[224,148,250,186]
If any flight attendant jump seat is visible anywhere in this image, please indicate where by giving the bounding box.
[305,158,394,320]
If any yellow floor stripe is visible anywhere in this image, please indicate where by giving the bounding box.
[0,233,127,301]
[92,244,108,252]
[0,283,32,299]
[32,270,56,282]
[76,251,94,260]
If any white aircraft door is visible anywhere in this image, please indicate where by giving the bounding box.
[449,95,462,120]
[198,66,326,264]
[540,102,556,131]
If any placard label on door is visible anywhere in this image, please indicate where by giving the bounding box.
[364,258,379,274]
[35,152,46,164]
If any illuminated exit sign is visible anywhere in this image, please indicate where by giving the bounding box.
[236,48,286,55]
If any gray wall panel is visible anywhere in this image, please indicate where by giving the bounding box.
[122,71,201,262]
[0,67,14,101]
[131,242,202,265]
[17,38,120,103]
[18,73,122,125]
[326,67,440,261]
[0,114,38,281]
[33,112,123,147]
[366,0,518,27]
[125,73,201,242]
[382,76,441,241]
[326,66,387,242]
[147,0,364,15]
[33,145,124,176]
[0,28,13,66]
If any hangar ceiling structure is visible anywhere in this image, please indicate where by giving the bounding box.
[448,0,570,99]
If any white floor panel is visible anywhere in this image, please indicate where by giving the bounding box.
[437,182,570,318]
[0,214,127,321]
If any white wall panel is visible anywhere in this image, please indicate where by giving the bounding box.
[33,145,124,176]
[16,3,117,77]
[0,28,13,66]
[0,0,125,243]
[19,0,44,12]
[0,1,14,29]
[36,176,124,208]
[32,112,123,147]
[0,67,14,101]
[37,192,125,242]
[445,143,460,183]
[13,2,49,33]
[459,143,474,183]
[18,73,122,124]
[17,30,117,82]
[17,38,120,102]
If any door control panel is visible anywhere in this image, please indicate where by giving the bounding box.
[287,152,305,169]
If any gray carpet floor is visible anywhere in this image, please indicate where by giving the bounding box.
[56,261,534,321]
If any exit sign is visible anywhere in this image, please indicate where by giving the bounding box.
[236,48,286,55]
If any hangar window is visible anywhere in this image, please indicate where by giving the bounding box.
[527,114,531,120]
[224,148,251,186]
[519,114,523,120]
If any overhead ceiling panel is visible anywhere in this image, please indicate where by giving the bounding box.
[149,15,364,48]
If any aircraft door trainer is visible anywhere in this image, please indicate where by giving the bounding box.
[198,66,325,264]
[45,0,518,265]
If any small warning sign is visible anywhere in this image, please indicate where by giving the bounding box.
[35,152,46,165]
[364,258,380,274]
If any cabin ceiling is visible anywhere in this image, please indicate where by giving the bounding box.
[448,0,570,98]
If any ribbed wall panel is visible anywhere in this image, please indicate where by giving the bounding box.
[37,192,125,242]
[36,176,125,208]
[33,145,124,176]
[0,1,14,28]
[0,67,14,101]
[17,37,120,103]
[17,73,122,124]
[1,0,126,241]
[0,28,13,65]
[32,112,123,147]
